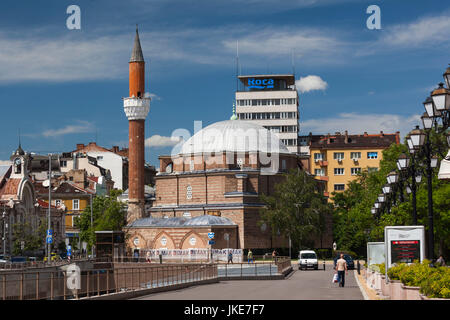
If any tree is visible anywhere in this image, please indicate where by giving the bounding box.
[74,190,126,253]
[12,218,46,256]
[260,169,333,251]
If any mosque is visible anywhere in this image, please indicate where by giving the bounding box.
[122,28,331,255]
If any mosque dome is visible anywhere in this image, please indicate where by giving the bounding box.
[178,120,290,155]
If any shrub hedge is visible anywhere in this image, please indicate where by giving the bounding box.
[386,260,450,299]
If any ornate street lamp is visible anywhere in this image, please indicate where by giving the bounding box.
[371,207,377,215]
[374,202,381,209]
[406,186,412,194]
[443,65,450,90]
[378,194,386,203]
[387,171,399,184]
[430,155,439,168]
[397,153,410,171]
[382,184,391,194]
[421,112,434,130]
[409,126,426,149]
[431,83,450,111]
[423,96,439,118]
[415,173,422,183]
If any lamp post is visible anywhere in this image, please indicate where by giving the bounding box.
[2,207,6,256]
[397,153,420,225]
[47,154,52,264]
[409,125,439,260]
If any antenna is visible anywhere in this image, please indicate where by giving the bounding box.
[291,48,296,77]
[236,40,239,92]
[18,128,21,147]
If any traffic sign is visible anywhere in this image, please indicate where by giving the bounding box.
[46,236,53,244]
[47,229,53,236]
[208,240,215,245]
[208,232,215,239]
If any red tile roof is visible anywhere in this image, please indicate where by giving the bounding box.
[0,178,21,199]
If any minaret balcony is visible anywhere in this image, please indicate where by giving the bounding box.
[123,97,150,120]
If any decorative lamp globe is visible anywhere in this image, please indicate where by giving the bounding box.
[431,83,450,111]
[409,126,426,149]
[421,112,433,130]
[397,153,409,170]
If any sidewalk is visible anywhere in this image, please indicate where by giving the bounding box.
[354,268,383,300]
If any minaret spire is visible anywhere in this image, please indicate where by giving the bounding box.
[130,25,144,63]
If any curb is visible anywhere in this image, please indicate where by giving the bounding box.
[354,270,369,300]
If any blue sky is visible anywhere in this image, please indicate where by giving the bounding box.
[0,0,449,167]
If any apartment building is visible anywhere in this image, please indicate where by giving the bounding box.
[306,131,400,197]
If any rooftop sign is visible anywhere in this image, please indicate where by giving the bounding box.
[247,78,274,89]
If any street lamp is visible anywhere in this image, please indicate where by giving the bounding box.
[431,83,450,111]
[409,126,426,149]
[378,194,386,203]
[406,186,412,194]
[443,65,450,90]
[423,96,439,118]
[397,153,410,171]
[421,112,434,130]
[382,184,391,194]
[374,202,381,209]
[431,155,439,168]
[387,171,398,184]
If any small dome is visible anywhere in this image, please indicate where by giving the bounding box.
[178,120,290,155]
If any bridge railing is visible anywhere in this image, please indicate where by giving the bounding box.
[0,263,217,300]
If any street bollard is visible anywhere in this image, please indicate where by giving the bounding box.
[357,260,360,275]
[323,260,326,271]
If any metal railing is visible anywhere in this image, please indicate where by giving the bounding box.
[0,263,217,300]
[217,256,291,278]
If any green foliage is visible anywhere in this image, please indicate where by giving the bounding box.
[12,218,46,255]
[385,259,450,298]
[387,263,408,280]
[260,169,332,250]
[332,135,450,258]
[74,194,126,253]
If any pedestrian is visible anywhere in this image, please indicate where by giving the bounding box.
[247,249,253,264]
[436,255,446,267]
[335,253,348,287]
[272,249,277,262]
[146,251,151,263]
[227,250,233,264]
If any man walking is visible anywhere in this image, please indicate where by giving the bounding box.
[227,250,233,264]
[335,254,348,287]
[247,249,253,264]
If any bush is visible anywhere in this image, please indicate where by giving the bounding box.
[386,260,450,299]
[369,262,385,273]
[332,249,358,259]
[387,263,408,280]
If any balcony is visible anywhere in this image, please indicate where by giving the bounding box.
[318,160,328,167]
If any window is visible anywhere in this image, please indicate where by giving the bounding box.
[334,152,344,161]
[281,160,286,171]
[60,160,67,167]
[334,184,345,191]
[186,185,192,200]
[351,168,361,175]
[334,168,345,175]
[350,152,361,160]
[97,156,103,160]
[189,159,194,171]
[73,199,80,210]
[55,199,62,207]
[237,158,244,169]
[367,152,378,159]
[314,153,323,161]
[314,169,325,176]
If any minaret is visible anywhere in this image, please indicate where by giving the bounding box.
[123,26,150,223]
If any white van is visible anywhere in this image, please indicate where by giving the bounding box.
[298,250,318,270]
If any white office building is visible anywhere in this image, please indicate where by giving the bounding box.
[235,74,299,154]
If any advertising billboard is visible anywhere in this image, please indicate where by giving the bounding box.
[367,242,385,267]
[384,226,425,281]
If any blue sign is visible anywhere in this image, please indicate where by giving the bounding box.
[47,229,53,236]
[207,232,215,239]
[208,240,215,245]
[247,78,274,89]
[67,245,72,256]
[46,236,53,244]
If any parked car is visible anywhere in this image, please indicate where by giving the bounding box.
[11,256,27,263]
[298,250,318,270]
[333,254,355,270]
[0,254,10,263]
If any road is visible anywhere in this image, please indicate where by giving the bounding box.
[133,265,364,300]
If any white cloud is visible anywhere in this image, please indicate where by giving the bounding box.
[296,75,328,93]
[42,121,94,137]
[148,93,161,100]
[357,13,450,56]
[301,113,421,138]
[145,135,182,148]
